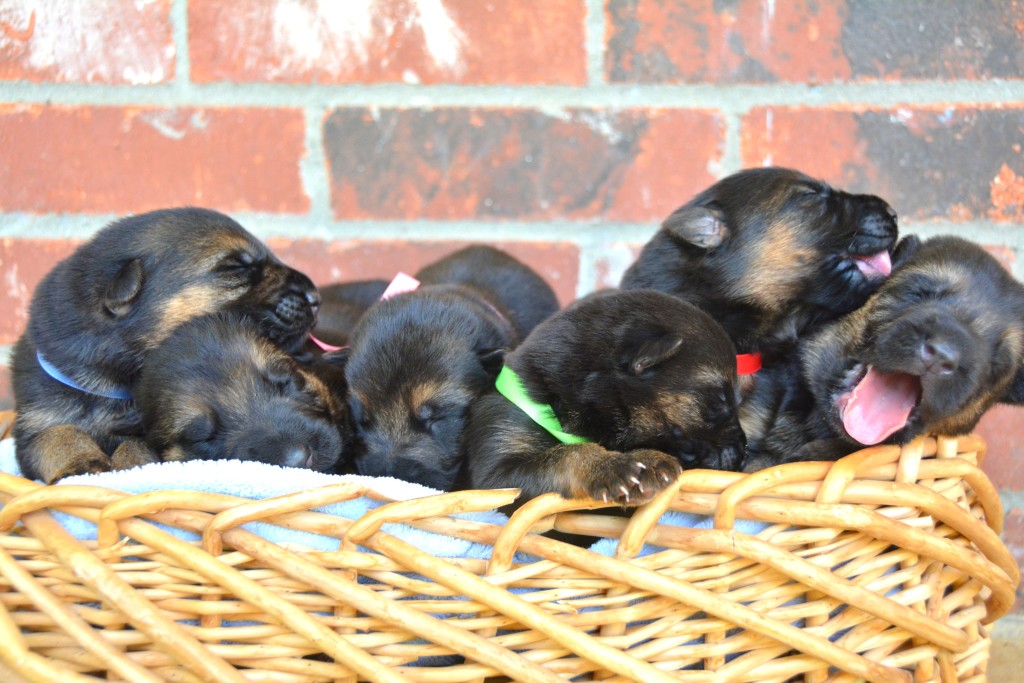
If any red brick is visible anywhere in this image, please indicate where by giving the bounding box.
[0,238,80,345]
[269,239,579,308]
[741,106,1024,222]
[0,1,174,83]
[606,0,1023,84]
[324,108,724,222]
[0,105,308,214]
[978,405,1024,493]
[1002,507,1024,613]
[189,0,585,85]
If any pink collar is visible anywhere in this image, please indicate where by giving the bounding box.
[309,272,422,352]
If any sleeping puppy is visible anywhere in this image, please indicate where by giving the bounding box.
[137,314,351,472]
[313,244,560,346]
[343,246,560,490]
[741,236,1024,468]
[460,289,745,508]
[621,167,899,356]
[415,245,560,341]
[314,279,389,348]
[11,207,320,483]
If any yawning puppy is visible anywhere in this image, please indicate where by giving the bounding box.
[460,289,745,508]
[621,167,899,356]
[741,236,1024,468]
[11,207,321,483]
[343,246,559,490]
[137,314,352,472]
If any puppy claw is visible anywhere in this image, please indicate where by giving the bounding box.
[618,485,629,499]
[629,476,641,485]
[635,462,646,470]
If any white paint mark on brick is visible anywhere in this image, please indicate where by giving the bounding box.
[4,263,28,327]
[262,0,466,78]
[136,111,186,140]
[0,0,170,84]
[408,0,466,73]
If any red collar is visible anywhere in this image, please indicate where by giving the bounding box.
[736,352,762,376]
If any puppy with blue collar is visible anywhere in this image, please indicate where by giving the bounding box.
[11,208,320,483]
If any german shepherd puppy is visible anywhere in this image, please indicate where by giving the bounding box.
[314,279,389,348]
[315,245,560,347]
[741,236,1024,469]
[621,167,899,356]
[343,246,559,490]
[460,289,745,507]
[11,208,321,483]
[137,314,351,472]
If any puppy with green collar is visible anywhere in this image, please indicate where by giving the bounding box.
[458,289,745,509]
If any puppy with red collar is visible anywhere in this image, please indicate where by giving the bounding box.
[622,167,899,363]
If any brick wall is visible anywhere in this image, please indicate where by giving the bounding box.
[1,1,1023,605]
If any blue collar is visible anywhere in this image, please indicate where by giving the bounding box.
[36,351,132,401]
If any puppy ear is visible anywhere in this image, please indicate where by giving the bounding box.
[891,235,921,270]
[477,348,506,378]
[1001,368,1024,405]
[663,204,728,249]
[103,258,144,317]
[629,334,683,376]
[996,330,1024,405]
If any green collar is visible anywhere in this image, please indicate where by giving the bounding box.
[494,365,591,444]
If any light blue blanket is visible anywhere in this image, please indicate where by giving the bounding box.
[0,438,768,557]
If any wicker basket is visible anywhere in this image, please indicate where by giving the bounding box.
[0,409,1016,683]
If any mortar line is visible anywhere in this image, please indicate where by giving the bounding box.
[3,81,1020,112]
[719,112,744,176]
[3,214,1022,246]
[301,107,334,223]
[169,0,190,86]
[585,0,607,87]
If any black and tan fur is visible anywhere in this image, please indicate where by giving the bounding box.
[621,167,899,356]
[314,279,389,348]
[741,236,1024,469]
[460,289,745,509]
[137,313,351,472]
[11,207,320,483]
[343,245,559,490]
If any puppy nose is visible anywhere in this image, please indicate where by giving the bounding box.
[305,288,321,313]
[920,339,959,375]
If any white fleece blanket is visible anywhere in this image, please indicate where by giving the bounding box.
[0,438,769,557]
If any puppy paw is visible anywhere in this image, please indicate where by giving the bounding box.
[111,439,159,471]
[48,451,111,483]
[585,449,682,506]
[34,425,114,483]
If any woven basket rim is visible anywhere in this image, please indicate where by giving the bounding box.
[0,409,1017,683]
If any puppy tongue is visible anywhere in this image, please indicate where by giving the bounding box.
[854,251,892,279]
[842,366,919,445]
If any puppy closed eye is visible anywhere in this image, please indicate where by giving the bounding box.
[181,411,218,444]
[263,360,303,392]
[417,404,463,434]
